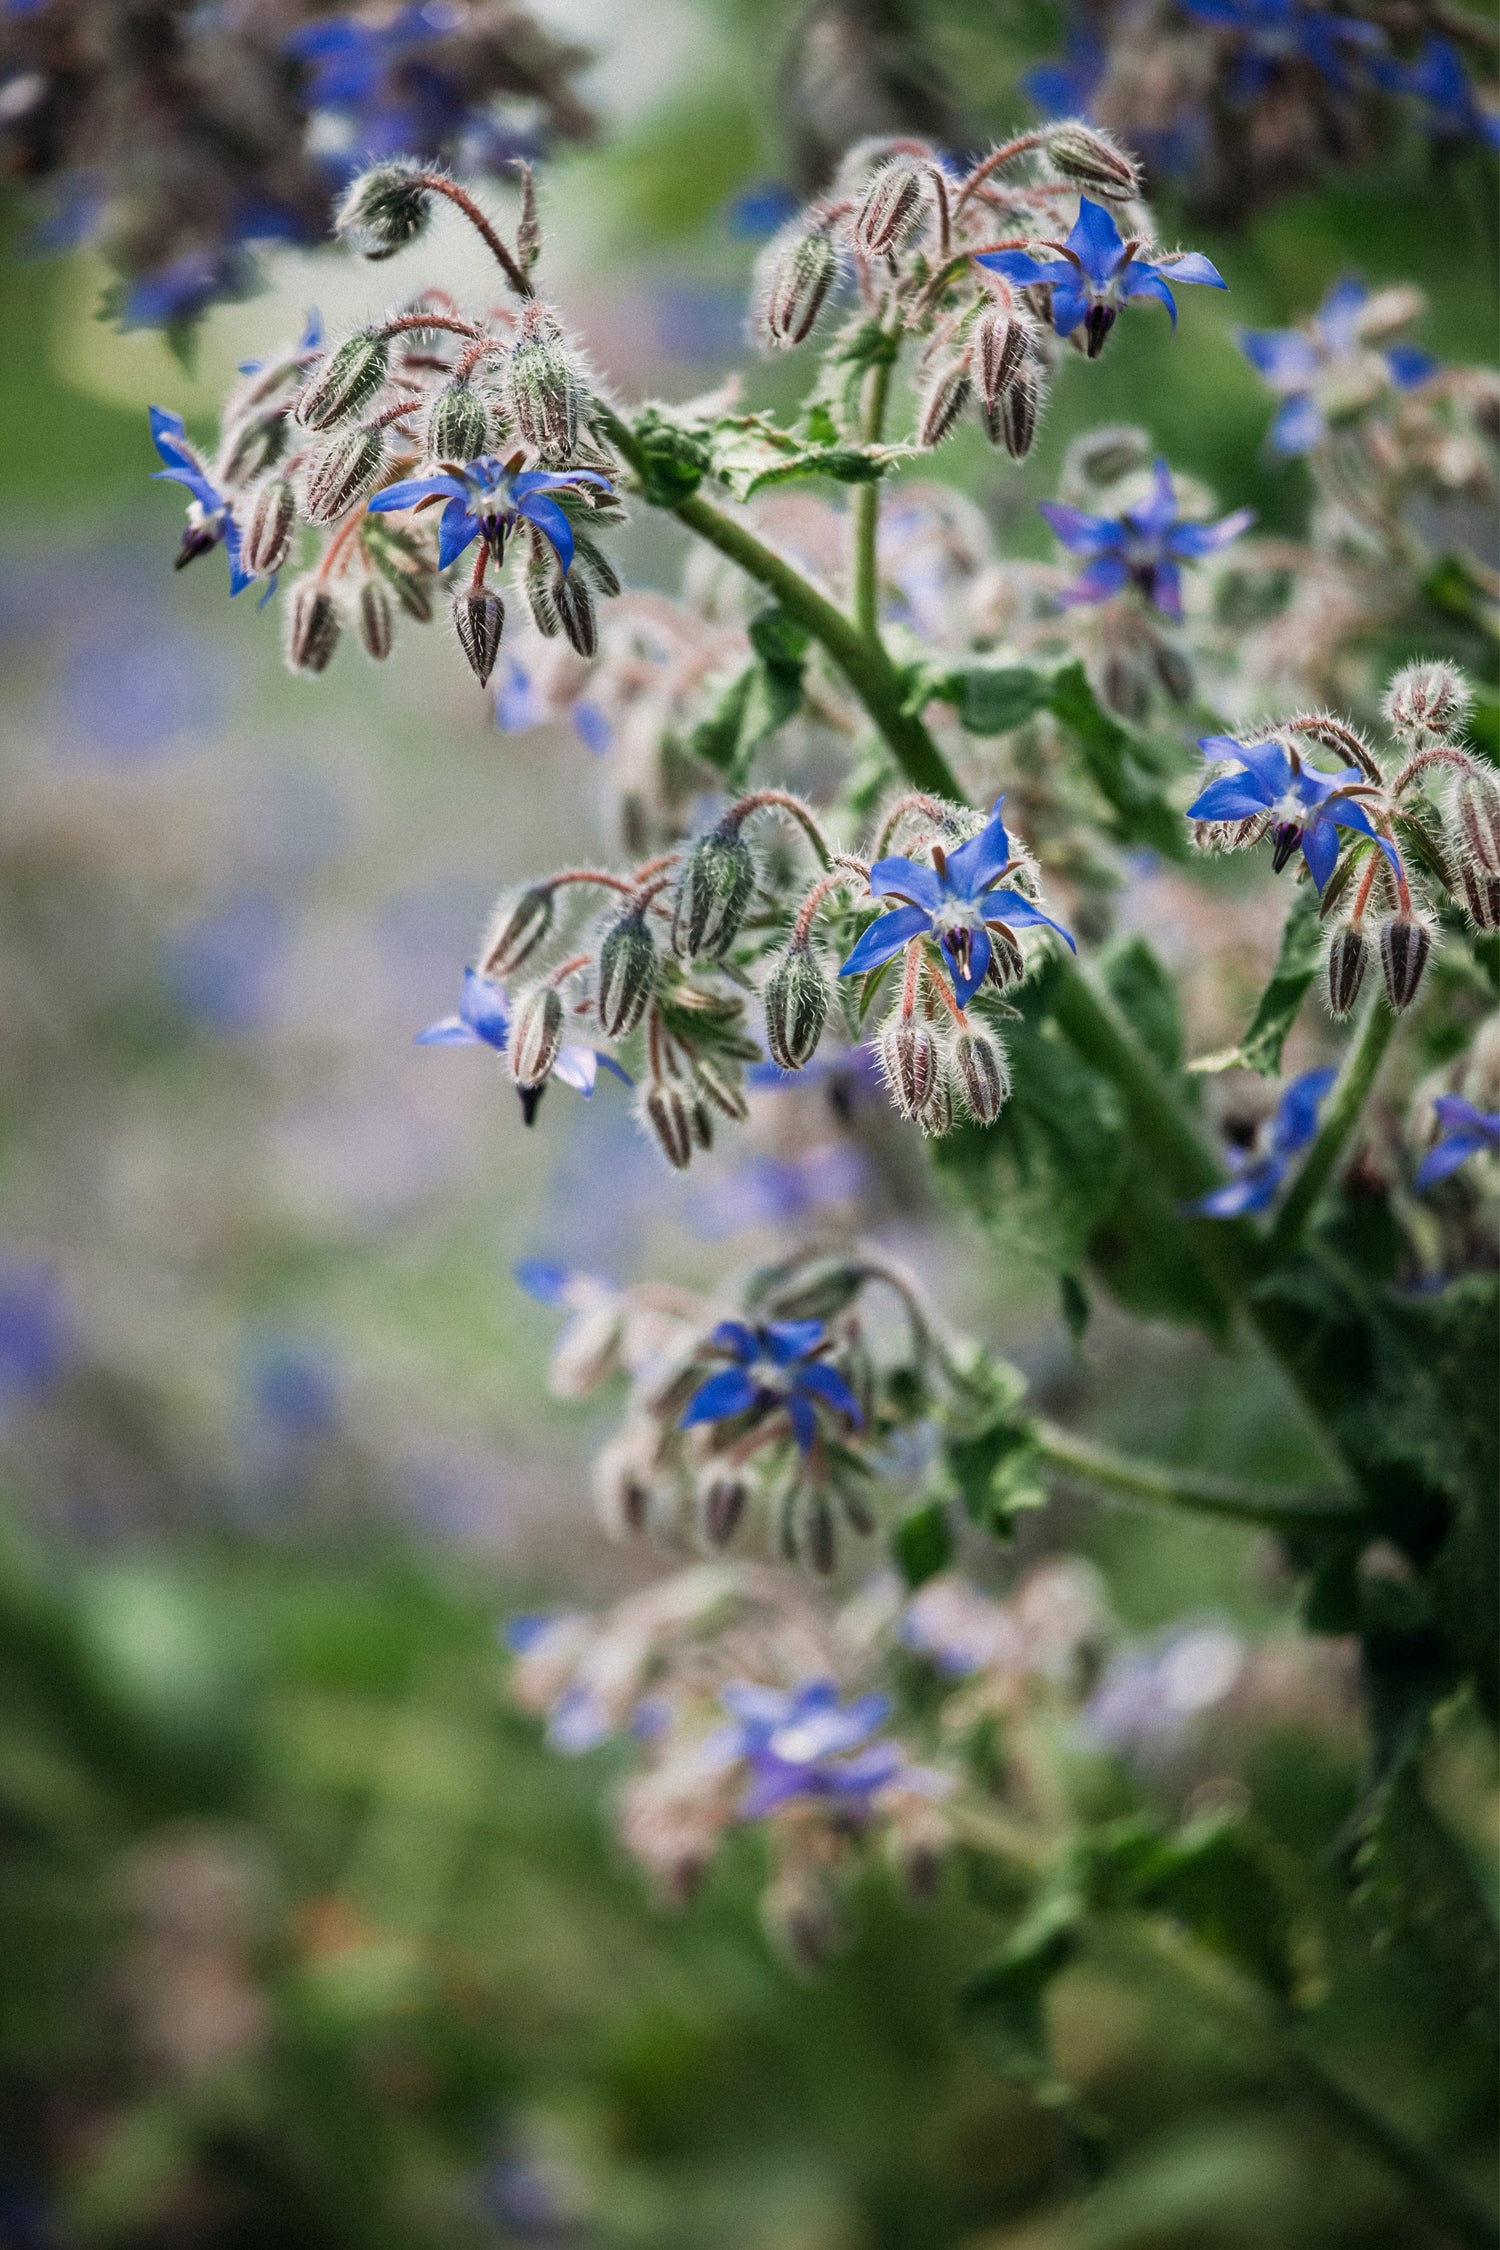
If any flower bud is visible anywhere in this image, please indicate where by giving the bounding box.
[671,828,756,959]
[1152,642,1194,704]
[284,578,340,674]
[754,218,839,350]
[974,306,1029,407]
[1386,660,1471,740]
[1046,121,1141,197]
[510,306,578,458]
[1378,912,1432,1012]
[879,1015,938,1121]
[954,1029,1010,1122]
[918,1069,956,1138]
[644,1083,694,1170]
[482,885,554,976]
[690,1096,715,1151]
[357,578,395,660]
[764,946,829,1070]
[1269,819,1304,874]
[1456,862,1500,931]
[693,1057,749,1122]
[453,588,505,686]
[555,571,598,659]
[1354,283,1426,343]
[304,426,386,523]
[219,410,287,486]
[852,158,926,259]
[509,985,564,1088]
[984,927,1025,990]
[1325,923,1369,1019]
[1448,766,1500,879]
[916,358,972,449]
[593,1424,654,1537]
[550,1304,624,1399]
[988,364,1040,457]
[335,160,431,259]
[805,1491,837,1575]
[243,478,296,576]
[428,379,490,464]
[296,329,390,430]
[525,542,561,637]
[597,911,656,1037]
[697,1473,746,1549]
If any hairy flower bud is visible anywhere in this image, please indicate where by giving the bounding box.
[525,542,561,637]
[693,1058,749,1122]
[1325,923,1369,1019]
[357,578,395,660]
[754,217,839,349]
[1386,660,1471,740]
[879,1015,938,1121]
[764,946,829,1070]
[954,1029,1010,1122]
[243,478,296,576]
[597,911,656,1037]
[1456,862,1500,931]
[304,425,386,523]
[1378,912,1432,1012]
[805,1491,837,1574]
[690,1096,715,1151]
[510,306,578,458]
[644,1082,693,1170]
[916,358,972,449]
[482,885,554,977]
[697,1473,746,1549]
[219,410,287,486]
[335,160,432,259]
[983,926,1025,990]
[671,829,756,959]
[453,588,505,685]
[918,1069,956,1138]
[1046,121,1141,198]
[974,306,1029,407]
[1448,766,1500,879]
[852,158,926,258]
[428,379,490,463]
[296,329,390,431]
[989,364,1040,457]
[555,570,598,659]
[509,985,563,1088]
[284,578,340,674]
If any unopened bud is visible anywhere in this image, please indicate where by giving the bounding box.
[879,1014,938,1120]
[510,306,578,458]
[1325,923,1369,1019]
[754,218,839,349]
[1378,913,1432,1012]
[593,1425,654,1537]
[1153,643,1194,704]
[481,885,553,976]
[1386,660,1471,740]
[525,542,561,637]
[644,1082,694,1170]
[764,946,829,1069]
[916,358,972,449]
[1448,766,1500,878]
[698,1474,746,1549]
[988,364,1040,456]
[852,159,926,259]
[555,571,598,659]
[918,1069,956,1138]
[243,478,296,575]
[550,1303,623,1398]
[423,378,486,463]
[974,306,1029,407]
[357,578,395,660]
[597,911,656,1037]
[453,588,505,685]
[954,1029,1010,1122]
[690,1096,715,1151]
[509,985,563,1088]
[984,927,1025,989]
[296,329,390,431]
[693,1057,749,1122]
[284,577,340,674]
[1046,121,1141,197]
[805,1492,837,1575]
[219,410,287,486]
[335,160,432,259]
[1456,862,1500,931]
[304,425,386,523]
[671,828,756,959]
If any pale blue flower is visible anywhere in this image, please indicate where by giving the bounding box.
[978,197,1225,357]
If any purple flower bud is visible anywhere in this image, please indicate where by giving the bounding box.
[597,911,656,1037]
[357,578,395,661]
[879,1015,938,1120]
[974,306,1029,408]
[1046,122,1142,198]
[428,380,491,464]
[303,426,386,524]
[509,986,564,1088]
[754,218,840,350]
[1378,912,1432,1012]
[644,1083,694,1170]
[1448,767,1500,880]
[698,1473,746,1549]
[482,886,554,977]
[510,306,579,459]
[453,588,506,686]
[764,946,829,1070]
[243,478,296,576]
[335,161,432,260]
[671,829,756,960]
[852,159,926,259]
[296,329,390,431]
[954,1029,1010,1122]
[1325,923,1369,1019]
[284,578,340,674]
[988,364,1041,457]
[916,358,972,449]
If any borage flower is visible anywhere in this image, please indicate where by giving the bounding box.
[1185,1065,1336,1217]
[417,967,627,1121]
[1040,457,1253,620]
[1179,0,1385,96]
[978,197,1225,359]
[1188,735,1399,891]
[714,1679,937,1819]
[1415,1095,1500,1189]
[679,1318,861,1457]
[367,454,610,572]
[1238,276,1438,456]
[1372,35,1500,148]
[149,406,256,595]
[839,801,1074,1010]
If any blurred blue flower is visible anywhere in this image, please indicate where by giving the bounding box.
[688,1145,866,1238]
[901,1574,1012,1677]
[1185,1065,1337,1217]
[680,1319,862,1457]
[416,968,629,1118]
[1239,276,1439,456]
[1040,458,1253,620]
[839,800,1074,1009]
[149,406,255,595]
[1415,1095,1500,1188]
[716,1679,908,1818]
[0,1260,71,1415]
[247,1338,340,1440]
[495,658,545,732]
[49,625,223,765]
[978,197,1225,358]
[1188,734,1398,890]
[1079,1620,1243,1755]
[727,180,801,238]
[1180,0,1385,93]
[1372,33,1500,142]
[161,894,288,1034]
[367,458,611,574]
[570,698,611,754]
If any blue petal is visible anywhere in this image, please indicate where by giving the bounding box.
[517,494,575,574]
[1038,501,1124,557]
[1047,277,1089,337]
[1269,392,1325,456]
[1120,266,1178,327]
[1146,559,1183,620]
[458,968,511,1048]
[1188,774,1277,822]
[1385,345,1438,391]
[1204,735,1293,797]
[979,890,1076,950]
[414,1016,480,1046]
[1067,197,1126,285]
[1151,250,1226,290]
[1415,1135,1486,1189]
[870,855,944,912]
[514,1259,572,1305]
[1272,1065,1338,1155]
[551,1044,599,1095]
[1060,554,1130,606]
[710,1319,759,1360]
[976,251,1071,289]
[762,1318,826,1363]
[1128,458,1179,542]
[794,1360,863,1424]
[785,1392,818,1455]
[838,902,931,978]
[1186,1159,1284,1217]
[1316,275,1368,353]
[1169,506,1255,558]
[438,497,480,570]
[681,1366,760,1427]
[937,923,990,1008]
[1299,816,1340,892]
[944,806,1012,896]
[511,467,613,496]
[367,473,467,511]
[1238,328,1318,386]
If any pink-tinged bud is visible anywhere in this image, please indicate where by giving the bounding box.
[357,578,395,660]
[698,1473,746,1549]
[304,426,387,523]
[243,478,296,576]
[988,364,1041,457]
[555,571,598,659]
[1046,121,1141,197]
[753,218,840,350]
[974,306,1029,408]
[481,886,554,977]
[1378,912,1432,1012]
[296,329,389,430]
[509,985,564,1088]
[453,588,505,685]
[335,160,432,259]
[693,1057,749,1122]
[852,158,926,259]
[428,379,490,463]
[284,578,340,674]
[879,1015,938,1120]
[916,358,972,449]
[644,1083,694,1170]
[1386,660,1471,740]
[510,304,578,459]
[1325,923,1369,1019]
[1448,766,1500,879]
[764,946,829,1070]
[954,1029,1010,1122]
[597,911,656,1037]
[1457,863,1500,931]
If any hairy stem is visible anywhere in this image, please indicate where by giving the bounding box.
[1034,1420,1363,1529]
[852,352,894,643]
[411,174,533,299]
[1264,994,1398,1263]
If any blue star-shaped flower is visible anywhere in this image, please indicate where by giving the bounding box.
[978,197,1226,358]
[838,802,1075,1010]
[1179,0,1385,94]
[1187,735,1400,892]
[149,406,255,595]
[1415,1095,1500,1189]
[1372,35,1500,147]
[1039,458,1254,620]
[417,967,629,1120]
[679,1319,863,1457]
[366,456,611,574]
[715,1680,907,1818]
[1186,1065,1337,1217]
[1238,276,1439,456]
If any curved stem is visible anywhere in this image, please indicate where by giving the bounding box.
[411,174,533,299]
[1034,1420,1363,1530]
[852,351,895,643]
[1264,994,1398,1264]
[727,788,833,868]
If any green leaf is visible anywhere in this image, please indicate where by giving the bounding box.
[1060,1273,1091,1345]
[944,1418,1042,1533]
[684,606,807,782]
[707,413,916,501]
[1102,936,1183,1075]
[1097,1815,1317,2004]
[625,405,712,505]
[961,1884,1083,2091]
[1191,884,1321,1076]
[892,1498,954,1587]
[949,665,1054,736]
[1043,663,1187,858]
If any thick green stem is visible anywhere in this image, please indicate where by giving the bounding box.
[1264,993,1398,1264]
[852,354,894,644]
[1034,1420,1364,1530]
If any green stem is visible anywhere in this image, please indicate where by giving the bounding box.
[1034,1419,1364,1530]
[1263,993,1398,1264]
[852,353,894,644]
